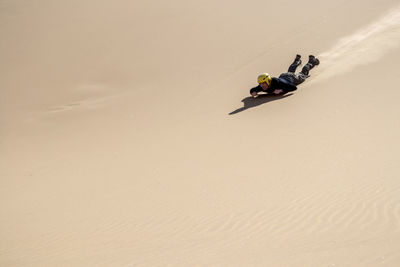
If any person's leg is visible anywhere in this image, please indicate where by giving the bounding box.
[292,73,308,85]
[279,72,296,84]
[287,54,302,73]
[301,55,320,75]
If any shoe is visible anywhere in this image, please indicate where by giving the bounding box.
[295,54,302,65]
[308,55,320,66]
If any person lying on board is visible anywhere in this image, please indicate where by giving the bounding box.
[250,55,320,97]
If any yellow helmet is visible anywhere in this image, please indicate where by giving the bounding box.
[257,73,272,86]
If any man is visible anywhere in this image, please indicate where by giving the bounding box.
[250,55,320,97]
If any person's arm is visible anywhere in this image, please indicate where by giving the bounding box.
[273,89,284,94]
[250,85,262,97]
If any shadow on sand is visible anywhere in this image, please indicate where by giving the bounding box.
[229,93,293,115]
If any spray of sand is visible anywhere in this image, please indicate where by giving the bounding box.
[313,5,400,83]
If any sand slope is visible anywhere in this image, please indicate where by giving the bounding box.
[2,0,400,266]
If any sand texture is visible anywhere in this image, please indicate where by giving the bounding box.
[2,0,400,266]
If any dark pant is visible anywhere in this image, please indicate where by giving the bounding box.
[279,72,306,85]
[279,57,315,85]
[287,59,314,75]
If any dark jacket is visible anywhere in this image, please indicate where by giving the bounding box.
[250,77,297,95]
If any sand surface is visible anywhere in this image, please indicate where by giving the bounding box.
[2,0,400,266]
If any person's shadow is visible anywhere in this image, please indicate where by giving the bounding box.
[229,93,293,115]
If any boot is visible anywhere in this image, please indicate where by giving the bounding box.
[294,54,302,66]
[308,55,320,66]
[301,55,320,75]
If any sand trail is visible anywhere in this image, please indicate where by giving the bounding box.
[315,4,400,82]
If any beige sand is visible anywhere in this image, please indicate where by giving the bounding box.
[2,0,400,266]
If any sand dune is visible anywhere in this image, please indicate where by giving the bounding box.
[1,0,400,266]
